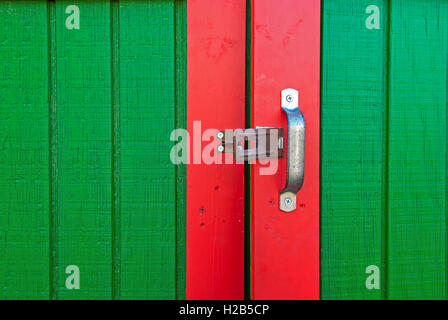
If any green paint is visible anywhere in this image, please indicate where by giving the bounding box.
[0,0,50,300]
[0,0,186,300]
[111,0,121,300]
[119,0,178,299]
[387,0,447,299]
[321,0,386,300]
[174,0,187,301]
[0,0,446,300]
[321,0,448,299]
[54,0,112,299]
[48,0,57,299]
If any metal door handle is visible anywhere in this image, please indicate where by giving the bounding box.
[279,88,305,212]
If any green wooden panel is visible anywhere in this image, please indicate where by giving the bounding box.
[0,0,186,300]
[0,1,49,299]
[322,0,448,299]
[321,0,386,299]
[53,0,112,299]
[174,0,187,300]
[387,0,448,299]
[119,0,178,299]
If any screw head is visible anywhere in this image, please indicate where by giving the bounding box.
[217,131,224,139]
[217,145,224,152]
[286,95,293,103]
[284,197,292,206]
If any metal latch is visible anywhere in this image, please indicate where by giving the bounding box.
[217,127,284,162]
[216,88,304,213]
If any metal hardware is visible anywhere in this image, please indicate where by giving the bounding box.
[217,127,284,162]
[279,88,305,213]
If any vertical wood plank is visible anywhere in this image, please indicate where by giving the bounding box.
[111,0,121,300]
[251,0,320,299]
[174,0,187,300]
[187,0,246,299]
[54,0,112,299]
[0,0,50,299]
[388,0,448,299]
[321,0,386,299]
[119,0,177,299]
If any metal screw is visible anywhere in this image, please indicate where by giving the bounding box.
[217,131,224,139]
[286,95,293,103]
[217,145,224,152]
[284,198,292,206]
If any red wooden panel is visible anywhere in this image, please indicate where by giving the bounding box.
[186,0,246,299]
[251,0,321,299]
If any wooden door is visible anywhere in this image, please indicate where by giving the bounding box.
[187,0,246,299]
[186,0,321,300]
[250,0,321,300]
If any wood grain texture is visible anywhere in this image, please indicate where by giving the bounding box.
[0,0,50,299]
[1,0,447,300]
[387,0,448,299]
[119,0,178,299]
[0,0,186,300]
[251,0,320,299]
[174,0,187,300]
[53,0,112,299]
[111,0,120,300]
[321,0,386,300]
[321,0,448,299]
[187,0,246,300]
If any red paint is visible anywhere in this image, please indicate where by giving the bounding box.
[186,0,246,299]
[251,0,321,299]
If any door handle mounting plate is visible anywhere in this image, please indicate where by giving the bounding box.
[279,88,305,212]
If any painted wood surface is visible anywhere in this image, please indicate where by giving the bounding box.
[53,0,112,300]
[251,0,321,299]
[119,0,182,299]
[321,0,386,300]
[321,0,448,299]
[0,0,186,299]
[186,0,246,300]
[387,0,448,299]
[0,0,50,299]
[0,0,447,300]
